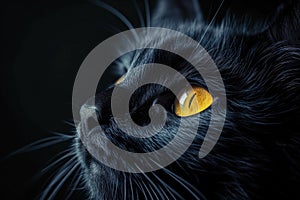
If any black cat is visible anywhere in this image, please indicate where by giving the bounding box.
[44,0,300,199]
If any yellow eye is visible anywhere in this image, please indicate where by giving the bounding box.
[115,74,126,85]
[174,86,213,117]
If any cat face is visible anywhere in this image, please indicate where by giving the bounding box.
[77,41,219,199]
[74,1,300,199]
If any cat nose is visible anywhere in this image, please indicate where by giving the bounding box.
[78,89,113,137]
[79,103,99,137]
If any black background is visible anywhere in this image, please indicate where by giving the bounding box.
[0,0,286,199]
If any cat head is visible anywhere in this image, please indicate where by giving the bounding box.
[74,0,300,199]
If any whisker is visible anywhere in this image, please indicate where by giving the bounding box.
[50,132,76,139]
[123,173,127,200]
[141,181,154,200]
[142,173,165,200]
[129,175,135,200]
[42,150,76,173]
[152,172,182,199]
[90,0,134,29]
[65,167,82,200]
[192,0,203,21]
[2,135,72,161]
[147,181,160,200]
[143,0,151,27]
[199,0,225,44]
[135,180,149,200]
[40,158,79,200]
[40,157,77,200]
[157,184,170,200]
[103,24,123,34]
[113,172,119,200]
[148,158,183,199]
[89,0,140,42]
[135,184,140,200]
[63,119,76,128]
[88,0,142,45]
[47,163,80,200]
[133,0,146,27]
[27,149,76,194]
[163,168,207,200]
[133,165,156,200]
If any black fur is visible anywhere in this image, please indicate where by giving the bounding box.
[72,0,300,199]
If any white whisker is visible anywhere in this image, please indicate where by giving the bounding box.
[90,0,134,30]
[90,0,140,41]
[141,181,154,200]
[135,179,149,200]
[147,181,160,200]
[133,0,146,27]
[143,0,151,27]
[2,135,72,161]
[141,172,166,200]
[199,0,225,44]
[129,175,135,200]
[123,173,127,200]
[47,163,80,200]
[192,0,202,21]
[157,184,170,200]
[40,157,78,200]
[152,172,182,199]
[65,167,82,200]
[163,168,207,200]
[42,150,76,173]
[112,172,119,200]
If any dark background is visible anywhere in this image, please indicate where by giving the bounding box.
[0,0,286,199]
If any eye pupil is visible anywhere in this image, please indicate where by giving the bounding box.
[188,93,197,108]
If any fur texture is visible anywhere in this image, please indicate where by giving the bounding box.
[49,0,300,199]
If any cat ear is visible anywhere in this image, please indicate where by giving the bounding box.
[152,0,204,24]
[265,0,300,42]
